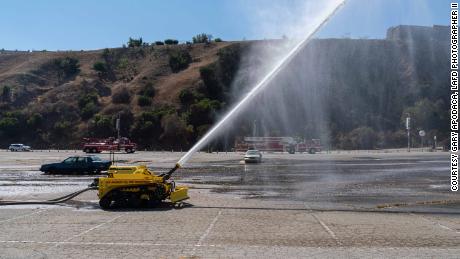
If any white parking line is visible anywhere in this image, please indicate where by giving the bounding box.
[0,209,46,223]
[0,240,200,247]
[311,214,342,245]
[304,203,341,245]
[191,210,222,255]
[411,213,460,235]
[55,214,123,247]
[197,210,222,246]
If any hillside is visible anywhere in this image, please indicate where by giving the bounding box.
[0,25,450,150]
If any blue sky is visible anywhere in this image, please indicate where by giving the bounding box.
[0,0,452,51]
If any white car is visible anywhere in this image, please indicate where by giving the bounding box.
[9,144,31,152]
[244,150,262,163]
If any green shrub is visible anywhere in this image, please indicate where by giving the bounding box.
[155,41,164,46]
[139,82,155,97]
[402,99,444,131]
[53,121,71,132]
[27,113,43,128]
[179,88,195,105]
[217,44,241,86]
[102,48,111,59]
[169,50,192,73]
[137,95,152,107]
[93,61,107,73]
[164,39,179,45]
[188,98,221,127]
[80,102,98,120]
[78,92,98,108]
[89,115,115,137]
[127,37,143,48]
[53,57,80,78]
[347,127,378,149]
[78,92,99,120]
[130,111,164,144]
[199,65,223,100]
[160,113,190,146]
[117,58,129,70]
[0,117,19,136]
[214,38,223,42]
[192,33,211,44]
[1,85,11,102]
[112,87,131,104]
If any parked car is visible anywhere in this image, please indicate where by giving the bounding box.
[39,155,112,174]
[9,144,31,152]
[244,150,262,163]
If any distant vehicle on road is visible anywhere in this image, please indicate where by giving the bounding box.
[8,144,31,152]
[39,155,112,174]
[244,150,262,163]
[82,137,137,153]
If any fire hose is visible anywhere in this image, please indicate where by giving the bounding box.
[0,186,97,206]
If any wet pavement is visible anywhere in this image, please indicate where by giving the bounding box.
[0,151,458,258]
[174,153,456,213]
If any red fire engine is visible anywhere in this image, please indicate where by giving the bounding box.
[234,137,321,154]
[82,137,137,153]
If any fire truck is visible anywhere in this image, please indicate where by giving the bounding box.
[234,137,321,154]
[82,137,137,153]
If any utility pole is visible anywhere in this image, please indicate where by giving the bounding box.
[406,115,411,152]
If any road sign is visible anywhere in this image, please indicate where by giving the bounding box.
[419,130,426,137]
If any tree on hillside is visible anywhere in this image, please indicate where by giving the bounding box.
[164,39,179,45]
[160,113,191,148]
[93,61,107,73]
[199,65,223,100]
[169,49,192,73]
[88,115,115,137]
[192,33,212,44]
[137,95,152,107]
[112,87,131,104]
[0,117,20,137]
[53,57,80,81]
[78,92,100,120]
[187,98,221,127]
[138,82,155,97]
[179,88,203,106]
[402,99,445,131]
[128,37,143,48]
[1,85,11,102]
[217,45,241,87]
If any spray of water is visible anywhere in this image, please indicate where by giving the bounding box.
[176,0,346,167]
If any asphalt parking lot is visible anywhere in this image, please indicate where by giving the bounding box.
[0,151,458,258]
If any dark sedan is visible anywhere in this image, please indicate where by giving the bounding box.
[40,156,112,174]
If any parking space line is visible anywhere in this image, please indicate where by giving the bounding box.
[305,203,341,245]
[311,214,342,245]
[190,210,222,256]
[197,210,222,246]
[0,240,200,247]
[411,213,460,235]
[55,214,123,247]
[0,209,46,223]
